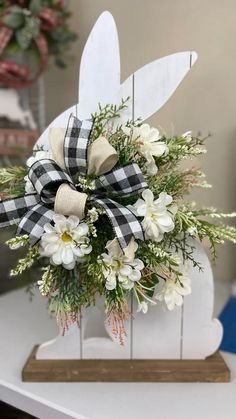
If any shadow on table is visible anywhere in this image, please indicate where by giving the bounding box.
[0,401,37,419]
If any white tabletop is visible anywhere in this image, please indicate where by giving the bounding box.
[0,282,235,419]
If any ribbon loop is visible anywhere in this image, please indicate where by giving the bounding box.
[64,115,93,178]
[91,195,144,251]
[29,159,73,204]
[87,136,118,176]
[54,184,87,220]
[49,116,119,177]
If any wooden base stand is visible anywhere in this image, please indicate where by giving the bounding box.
[22,346,230,383]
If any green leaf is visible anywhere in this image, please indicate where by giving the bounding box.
[9,6,23,14]
[16,27,33,50]
[5,41,22,54]
[26,16,40,38]
[16,17,40,50]
[29,0,42,15]
[3,11,24,29]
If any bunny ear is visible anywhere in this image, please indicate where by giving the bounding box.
[120,51,197,121]
[77,11,120,119]
[36,12,121,150]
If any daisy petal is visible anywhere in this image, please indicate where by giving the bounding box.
[61,247,74,265]
[130,269,141,282]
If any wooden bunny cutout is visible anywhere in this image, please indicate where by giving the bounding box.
[36,11,222,360]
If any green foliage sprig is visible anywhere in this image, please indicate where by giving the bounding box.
[0,166,27,198]
[10,244,40,276]
[90,98,130,141]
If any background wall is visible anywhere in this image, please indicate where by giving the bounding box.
[44,0,236,281]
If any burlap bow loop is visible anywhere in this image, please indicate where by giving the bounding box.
[27,157,87,220]
[48,119,119,219]
[49,127,118,176]
[0,114,148,256]
[54,183,88,220]
[28,158,74,205]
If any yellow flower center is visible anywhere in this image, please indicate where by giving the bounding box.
[61,231,73,243]
[112,258,123,270]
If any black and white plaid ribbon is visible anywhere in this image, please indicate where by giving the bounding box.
[94,163,147,197]
[91,196,144,250]
[64,116,92,178]
[0,114,147,251]
[0,194,40,227]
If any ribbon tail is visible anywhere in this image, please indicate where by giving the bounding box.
[0,194,40,228]
[17,203,54,246]
[92,196,144,253]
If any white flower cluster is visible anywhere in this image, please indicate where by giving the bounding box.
[129,189,177,242]
[101,239,144,291]
[87,207,100,223]
[155,274,191,310]
[6,234,29,249]
[40,214,92,270]
[77,175,96,191]
[124,123,168,175]
[86,207,104,237]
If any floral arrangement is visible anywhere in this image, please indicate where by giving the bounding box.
[0,0,77,88]
[0,99,236,344]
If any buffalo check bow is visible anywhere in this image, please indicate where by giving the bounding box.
[0,115,147,253]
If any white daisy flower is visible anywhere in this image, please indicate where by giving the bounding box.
[124,123,168,175]
[40,214,92,270]
[101,239,144,291]
[155,275,191,311]
[128,189,177,242]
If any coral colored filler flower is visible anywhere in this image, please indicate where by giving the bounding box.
[0,100,236,344]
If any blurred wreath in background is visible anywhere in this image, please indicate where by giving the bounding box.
[0,0,77,88]
[0,1,77,294]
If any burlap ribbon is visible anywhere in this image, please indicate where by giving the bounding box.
[49,127,118,219]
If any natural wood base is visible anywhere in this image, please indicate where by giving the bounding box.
[22,346,230,383]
